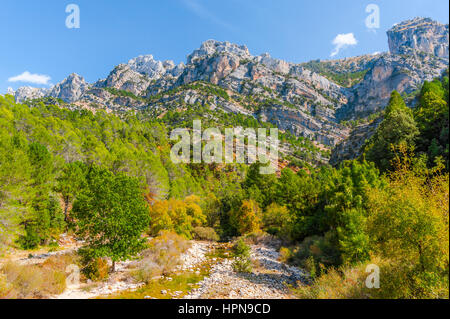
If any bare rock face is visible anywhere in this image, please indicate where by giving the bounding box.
[13,86,50,103]
[49,73,89,103]
[127,54,184,80]
[341,49,448,119]
[256,53,291,74]
[388,18,449,58]
[187,40,252,64]
[180,53,241,85]
[8,18,448,156]
[96,64,151,96]
[11,74,88,103]
[329,118,382,166]
[331,18,448,165]
[258,106,349,147]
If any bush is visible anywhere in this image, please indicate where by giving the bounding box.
[290,234,341,270]
[133,231,190,283]
[149,196,206,239]
[232,239,252,273]
[0,260,67,298]
[79,249,109,282]
[293,256,449,299]
[278,247,292,264]
[244,231,281,247]
[262,203,292,239]
[0,273,12,298]
[192,227,219,241]
[229,200,261,236]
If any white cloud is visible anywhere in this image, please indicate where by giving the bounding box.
[330,33,358,57]
[8,71,51,85]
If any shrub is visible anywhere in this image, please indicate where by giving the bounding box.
[232,239,252,273]
[149,196,206,239]
[0,260,67,298]
[133,231,190,283]
[293,256,449,299]
[229,200,261,235]
[244,231,281,247]
[79,248,109,282]
[291,234,341,270]
[0,273,12,298]
[366,154,449,298]
[278,247,292,264]
[262,203,292,239]
[192,227,219,241]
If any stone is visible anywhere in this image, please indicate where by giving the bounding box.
[8,17,448,166]
[388,18,449,58]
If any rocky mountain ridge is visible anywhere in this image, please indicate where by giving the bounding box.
[388,17,449,58]
[8,17,449,161]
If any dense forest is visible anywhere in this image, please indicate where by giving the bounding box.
[0,72,448,299]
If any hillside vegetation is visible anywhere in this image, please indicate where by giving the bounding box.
[0,71,449,299]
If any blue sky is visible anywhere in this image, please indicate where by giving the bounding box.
[1,0,448,93]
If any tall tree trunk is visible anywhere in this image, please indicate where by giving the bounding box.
[112,260,116,273]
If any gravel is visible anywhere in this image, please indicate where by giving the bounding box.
[184,243,308,299]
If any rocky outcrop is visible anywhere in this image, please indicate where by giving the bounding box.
[187,40,252,64]
[12,86,50,103]
[49,73,89,103]
[331,18,449,164]
[11,74,89,104]
[340,49,448,119]
[388,18,449,58]
[95,64,151,96]
[9,17,449,156]
[329,118,382,166]
[258,106,348,147]
[127,54,185,79]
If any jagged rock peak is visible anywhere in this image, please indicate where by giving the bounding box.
[129,55,169,77]
[256,52,292,74]
[127,54,185,79]
[49,73,89,103]
[13,86,50,103]
[387,17,449,58]
[187,40,252,64]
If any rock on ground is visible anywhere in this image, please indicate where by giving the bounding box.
[184,244,308,299]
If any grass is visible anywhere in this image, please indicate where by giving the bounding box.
[103,243,233,299]
[101,261,212,299]
[205,244,233,260]
[131,232,191,284]
[0,252,79,299]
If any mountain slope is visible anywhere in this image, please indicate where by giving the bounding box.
[7,17,449,165]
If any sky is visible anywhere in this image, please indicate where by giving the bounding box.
[0,0,448,93]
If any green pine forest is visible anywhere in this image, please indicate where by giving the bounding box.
[0,71,448,299]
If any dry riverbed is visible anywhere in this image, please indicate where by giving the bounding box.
[1,237,308,299]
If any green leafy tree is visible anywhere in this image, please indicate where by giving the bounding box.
[364,91,419,171]
[367,149,449,297]
[414,78,449,168]
[262,203,292,239]
[55,161,86,222]
[324,160,385,264]
[232,238,252,273]
[72,166,150,272]
[230,200,261,235]
[243,162,277,209]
